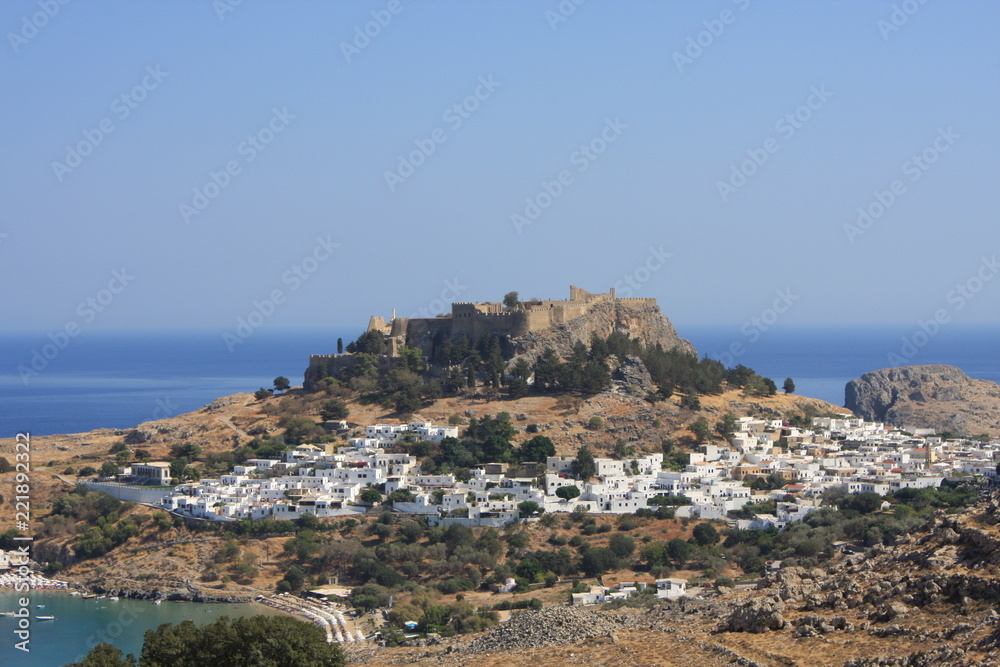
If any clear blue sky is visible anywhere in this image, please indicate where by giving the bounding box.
[2,0,998,334]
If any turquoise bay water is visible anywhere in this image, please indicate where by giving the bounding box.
[0,591,285,667]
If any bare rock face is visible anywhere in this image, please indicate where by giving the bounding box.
[845,365,1000,434]
[123,428,153,445]
[612,355,657,397]
[725,596,788,633]
[509,300,695,368]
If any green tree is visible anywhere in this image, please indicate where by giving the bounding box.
[503,291,519,308]
[517,436,556,463]
[320,399,349,421]
[608,533,635,558]
[398,345,426,373]
[359,488,382,505]
[254,388,273,400]
[726,365,755,388]
[783,377,795,394]
[715,413,737,439]
[679,389,701,411]
[0,457,12,474]
[66,641,135,666]
[280,416,321,445]
[506,376,529,399]
[570,445,597,481]
[580,547,621,576]
[398,520,424,543]
[418,604,451,633]
[555,485,581,501]
[388,489,416,504]
[666,538,694,566]
[347,330,387,355]
[350,583,391,611]
[337,338,344,354]
[132,615,344,667]
[838,492,883,515]
[279,566,306,591]
[692,522,720,546]
[689,417,713,442]
[170,443,202,460]
[99,461,119,479]
[517,501,542,518]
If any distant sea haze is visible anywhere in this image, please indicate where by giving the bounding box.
[1,325,999,437]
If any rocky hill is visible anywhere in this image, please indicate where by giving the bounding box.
[348,490,1000,667]
[845,365,1000,435]
[509,299,695,368]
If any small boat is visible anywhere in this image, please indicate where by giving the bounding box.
[0,611,15,617]
[82,594,96,599]
[36,604,45,608]
[70,592,81,596]
[36,615,56,621]
[96,596,106,600]
[109,597,119,601]
[153,600,162,605]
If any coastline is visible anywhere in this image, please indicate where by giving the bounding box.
[1,576,350,635]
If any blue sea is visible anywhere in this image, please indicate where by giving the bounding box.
[684,323,1000,407]
[1,324,999,437]
[0,591,285,667]
[0,328,358,437]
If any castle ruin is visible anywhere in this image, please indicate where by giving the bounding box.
[366,285,656,356]
[305,285,688,388]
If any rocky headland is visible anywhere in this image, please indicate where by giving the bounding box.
[845,364,1000,435]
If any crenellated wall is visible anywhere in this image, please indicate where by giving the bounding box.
[321,285,683,371]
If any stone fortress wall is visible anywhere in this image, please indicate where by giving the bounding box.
[305,285,678,388]
[366,285,656,349]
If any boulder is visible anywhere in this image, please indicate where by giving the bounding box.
[612,355,657,396]
[725,596,788,633]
